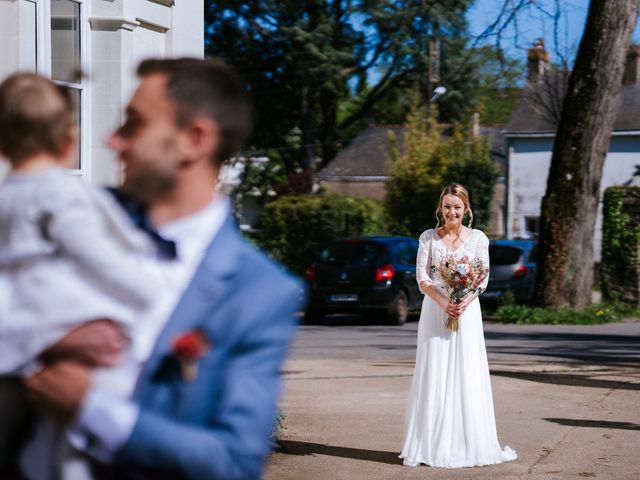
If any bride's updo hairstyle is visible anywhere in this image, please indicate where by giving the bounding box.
[435,183,474,229]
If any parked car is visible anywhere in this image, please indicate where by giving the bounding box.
[480,239,538,306]
[304,236,423,325]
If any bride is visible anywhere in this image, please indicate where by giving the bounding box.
[400,183,517,468]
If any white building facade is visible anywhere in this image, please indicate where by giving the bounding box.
[504,43,640,260]
[0,0,204,185]
[505,133,640,257]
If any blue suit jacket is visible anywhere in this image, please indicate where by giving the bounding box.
[95,216,303,480]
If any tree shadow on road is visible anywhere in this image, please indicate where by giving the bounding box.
[492,370,640,391]
[485,330,640,365]
[278,440,403,465]
[543,418,640,431]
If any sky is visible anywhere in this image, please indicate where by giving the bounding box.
[467,0,640,65]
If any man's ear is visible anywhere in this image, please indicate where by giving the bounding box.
[180,117,219,167]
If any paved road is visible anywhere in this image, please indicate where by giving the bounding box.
[266,317,640,480]
[289,315,640,365]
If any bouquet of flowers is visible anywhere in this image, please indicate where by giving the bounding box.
[435,254,489,332]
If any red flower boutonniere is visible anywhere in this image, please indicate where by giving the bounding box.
[171,330,211,382]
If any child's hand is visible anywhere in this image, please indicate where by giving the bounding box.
[40,319,128,367]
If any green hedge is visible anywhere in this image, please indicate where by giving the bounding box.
[494,303,639,325]
[257,194,387,275]
[600,187,640,305]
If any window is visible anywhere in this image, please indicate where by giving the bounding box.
[50,0,84,171]
[489,246,523,266]
[318,241,387,266]
[51,0,80,83]
[394,241,418,266]
[524,216,540,239]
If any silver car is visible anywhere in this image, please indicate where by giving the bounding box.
[480,239,538,305]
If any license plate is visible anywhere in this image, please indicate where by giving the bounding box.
[329,294,359,302]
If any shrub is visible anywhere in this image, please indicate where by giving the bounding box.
[441,134,499,231]
[384,102,499,236]
[384,106,448,236]
[494,303,639,325]
[600,186,640,306]
[257,194,387,275]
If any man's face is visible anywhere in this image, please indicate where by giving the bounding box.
[107,73,184,203]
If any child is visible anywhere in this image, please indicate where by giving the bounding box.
[0,73,180,478]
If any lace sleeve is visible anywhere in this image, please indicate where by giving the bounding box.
[416,231,435,291]
[475,230,490,294]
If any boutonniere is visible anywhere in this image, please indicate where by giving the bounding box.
[171,330,211,382]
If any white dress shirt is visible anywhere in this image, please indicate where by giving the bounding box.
[67,195,230,463]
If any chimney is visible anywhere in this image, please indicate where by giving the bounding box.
[623,44,640,85]
[527,38,549,83]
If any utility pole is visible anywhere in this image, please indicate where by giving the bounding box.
[427,39,441,128]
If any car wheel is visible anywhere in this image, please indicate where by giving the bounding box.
[386,291,409,325]
[304,309,323,325]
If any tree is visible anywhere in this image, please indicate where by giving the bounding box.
[339,45,522,129]
[384,101,448,236]
[442,135,500,230]
[205,0,479,174]
[535,0,640,308]
[468,46,523,125]
[384,98,498,236]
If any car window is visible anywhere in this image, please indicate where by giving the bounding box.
[489,245,523,265]
[528,245,539,263]
[393,241,418,266]
[318,241,387,266]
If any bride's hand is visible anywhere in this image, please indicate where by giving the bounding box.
[453,296,475,317]
[441,299,457,317]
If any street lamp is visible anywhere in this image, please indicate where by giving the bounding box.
[429,85,447,103]
[427,86,447,130]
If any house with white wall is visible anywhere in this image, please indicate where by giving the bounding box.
[0,0,203,185]
[505,42,640,258]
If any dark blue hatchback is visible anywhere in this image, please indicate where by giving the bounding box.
[304,236,423,324]
[480,239,538,305]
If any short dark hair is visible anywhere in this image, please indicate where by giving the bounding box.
[137,58,252,167]
[0,73,74,164]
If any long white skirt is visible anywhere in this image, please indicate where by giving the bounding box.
[399,294,517,467]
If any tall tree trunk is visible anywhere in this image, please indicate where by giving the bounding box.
[300,86,317,172]
[320,87,339,168]
[535,0,640,308]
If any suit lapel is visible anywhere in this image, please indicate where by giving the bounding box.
[135,216,241,392]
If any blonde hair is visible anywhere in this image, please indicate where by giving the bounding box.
[435,183,474,229]
[0,73,74,165]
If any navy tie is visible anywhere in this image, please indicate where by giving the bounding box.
[106,188,177,260]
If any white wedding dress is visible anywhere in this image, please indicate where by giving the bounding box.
[400,228,517,468]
